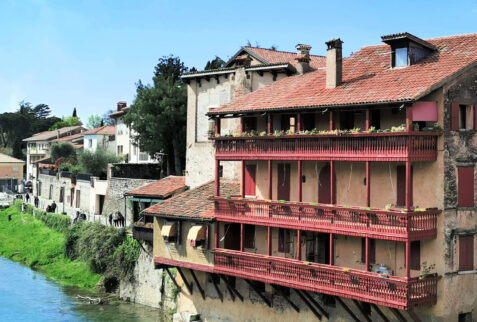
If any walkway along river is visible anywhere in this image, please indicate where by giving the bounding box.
[0,256,164,321]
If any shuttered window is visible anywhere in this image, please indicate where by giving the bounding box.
[452,103,460,131]
[278,228,290,253]
[396,166,413,207]
[459,235,474,271]
[458,167,474,207]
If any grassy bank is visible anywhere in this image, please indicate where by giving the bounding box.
[0,204,102,291]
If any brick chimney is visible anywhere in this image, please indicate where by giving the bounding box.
[325,38,343,88]
[117,101,127,111]
[295,44,312,75]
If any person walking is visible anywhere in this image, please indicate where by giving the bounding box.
[25,193,30,204]
[34,196,39,208]
[50,201,57,213]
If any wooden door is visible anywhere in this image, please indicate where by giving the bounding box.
[277,163,290,201]
[318,165,334,204]
[244,164,256,197]
[397,165,413,207]
[224,223,241,251]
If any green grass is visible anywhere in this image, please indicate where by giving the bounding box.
[0,205,102,291]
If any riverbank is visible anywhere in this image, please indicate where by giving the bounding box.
[0,203,101,291]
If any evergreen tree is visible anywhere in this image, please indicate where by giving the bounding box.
[72,107,77,117]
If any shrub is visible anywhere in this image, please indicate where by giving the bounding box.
[50,142,77,163]
[79,149,121,177]
[32,210,71,233]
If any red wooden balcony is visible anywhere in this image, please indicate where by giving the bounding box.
[214,249,439,310]
[212,132,440,161]
[214,197,440,241]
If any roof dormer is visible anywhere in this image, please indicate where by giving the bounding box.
[381,32,436,68]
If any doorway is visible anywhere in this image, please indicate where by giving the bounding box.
[277,163,290,201]
[223,223,241,251]
[244,164,256,197]
[318,164,335,204]
[305,232,330,264]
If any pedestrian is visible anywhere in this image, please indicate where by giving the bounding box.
[108,213,113,226]
[25,193,30,204]
[50,201,57,213]
[34,196,39,208]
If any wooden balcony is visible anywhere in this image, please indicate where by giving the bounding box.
[214,249,439,310]
[132,225,153,242]
[214,197,440,241]
[212,132,440,161]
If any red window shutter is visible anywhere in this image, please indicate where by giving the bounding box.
[396,166,413,207]
[458,167,475,207]
[459,235,474,271]
[361,238,376,264]
[410,241,421,270]
[244,164,256,196]
[452,103,460,131]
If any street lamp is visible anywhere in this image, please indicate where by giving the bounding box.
[61,181,66,214]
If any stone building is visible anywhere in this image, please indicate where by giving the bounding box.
[0,153,24,191]
[146,33,477,321]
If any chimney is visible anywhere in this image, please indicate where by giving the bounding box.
[325,38,343,88]
[117,101,127,112]
[295,44,312,75]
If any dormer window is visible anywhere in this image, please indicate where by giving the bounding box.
[395,47,408,67]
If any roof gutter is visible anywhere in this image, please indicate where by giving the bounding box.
[148,213,214,222]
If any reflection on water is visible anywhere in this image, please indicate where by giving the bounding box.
[0,257,163,321]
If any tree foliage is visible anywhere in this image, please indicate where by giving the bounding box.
[123,55,188,175]
[78,149,121,177]
[50,142,77,163]
[86,114,102,129]
[204,56,225,70]
[49,116,82,130]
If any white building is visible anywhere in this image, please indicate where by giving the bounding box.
[83,125,116,154]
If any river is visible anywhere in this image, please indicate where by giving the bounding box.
[0,257,164,321]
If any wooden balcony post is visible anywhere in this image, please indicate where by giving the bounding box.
[366,161,370,207]
[214,117,221,136]
[241,160,245,197]
[298,160,302,202]
[329,233,334,265]
[406,106,413,132]
[405,161,412,210]
[215,159,220,197]
[406,241,410,278]
[297,113,302,132]
[330,161,335,204]
[365,109,370,131]
[297,230,301,260]
[267,114,272,134]
[329,111,334,131]
[240,223,244,252]
[268,160,272,200]
[267,226,271,256]
[365,237,369,271]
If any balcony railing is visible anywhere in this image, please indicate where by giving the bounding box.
[132,225,153,242]
[212,132,440,161]
[214,249,439,310]
[214,197,440,241]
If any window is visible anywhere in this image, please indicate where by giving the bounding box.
[117,145,123,155]
[49,184,53,199]
[395,47,408,67]
[410,241,421,270]
[361,238,376,265]
[459,312,473,322]
[59,187,64,203]
[459,235,474,271]
[75,190,81,208]
[278,228,290,253]
[88,139,93,148]
[452,104,475,131]
[458,167,474,207]
[243,225,255,249]
[139,152,149,161]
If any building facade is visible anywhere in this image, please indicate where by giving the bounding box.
[83,125,116,154]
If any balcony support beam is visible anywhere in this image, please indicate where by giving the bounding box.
[164,267,181,292]
[295,289,322,320]
[218,274,235,301]
[176,267,193,295]
[407,309,422,322]
[390,308,408,322]
[220,274,243,302]
[335,297,361,322]
[215,160,220,197]
[244,279,271,307]
[370,304,390,322]
[298,160,302,202]
[352,300,372,322]
[366,161,370,207]
[271,284,299,312]
[297,229,301,260]
[268,160,272,200]
[303,290,329,320]
[189,269,205,300]
[210,273,223,302]
[267,226,272,256]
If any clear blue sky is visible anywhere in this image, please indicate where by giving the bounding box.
[0,0,476,121]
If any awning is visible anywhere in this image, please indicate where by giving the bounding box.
[161,222,177,237]
[129,198,164,203]
[187,225,206,241]
[411,101,437,122]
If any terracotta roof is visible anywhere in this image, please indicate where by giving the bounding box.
[109,107,130,118]
[210,34,477,115]
[125,176,187,198]
[84,125,115,135]
[33,156,52,164]
[0,153,24,164]
[243,46,326,69]
[144,180,240,220]
[23,126,85,142]
[51,132,84,143]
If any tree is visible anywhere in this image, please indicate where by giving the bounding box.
[101,110,115,126]
[86,114,102,129]
[79,149,121,177]
[72,108,77,117]
[50,142,77,163]
[123,55,188,175]
[204,56,225,70]
[49,116,82,130]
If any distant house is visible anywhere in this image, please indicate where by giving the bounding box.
[0,153,25,192]
[83,125,116,154]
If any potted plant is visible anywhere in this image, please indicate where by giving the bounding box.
[420,261,436,279]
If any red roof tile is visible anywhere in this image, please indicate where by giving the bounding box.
[84,125,115,135]
[50,132,84,143]
[210,34,477,115]
[144,180,240,219]
[244,46,325,69]
[126,176,187,198]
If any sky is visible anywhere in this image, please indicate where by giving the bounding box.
[0,0,476,121]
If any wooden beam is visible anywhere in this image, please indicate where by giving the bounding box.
[210,273,223,302]
[164,267,181,291]
[390,308,408,322]
[295,289,322,320]
[303,290,329,320]
[267,114,272,134]
[335,297,360,322]
[218,274,235,301]
[297,113,301,132]
[176,267,193,295]
[329,111,334,131]
[352,300,372,322]
[365,109,370,131]
[244,279,271,307]
[406,106,412,131]
[407,309,422,322]
[220,275,243,302]
[189,269,205,300]
[271,284,299,313]
[370,304,390,322]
